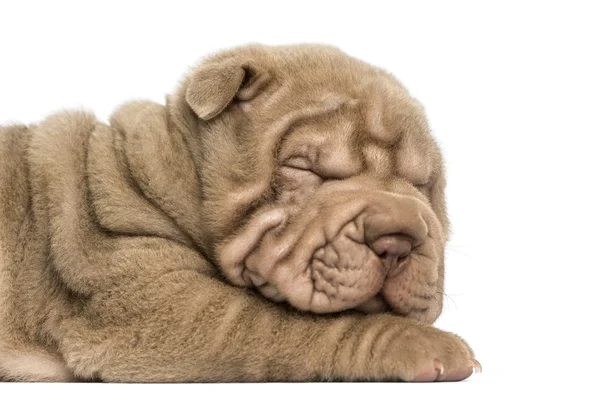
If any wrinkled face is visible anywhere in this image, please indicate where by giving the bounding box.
[176,45,448,324]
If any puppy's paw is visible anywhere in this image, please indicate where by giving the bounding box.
[377,324,479,382]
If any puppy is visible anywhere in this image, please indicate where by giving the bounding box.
[0,44,478,382]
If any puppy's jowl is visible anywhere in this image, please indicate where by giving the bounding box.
[0,45,479,382]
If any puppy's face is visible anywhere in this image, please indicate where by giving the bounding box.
[171,45,448,324]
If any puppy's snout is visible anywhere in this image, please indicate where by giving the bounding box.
[369,234,412,273]
[371,234,412,258]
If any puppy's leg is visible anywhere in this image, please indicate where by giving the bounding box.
[55,269,476,382]
[0,344,74,382]
[0,125,71,382]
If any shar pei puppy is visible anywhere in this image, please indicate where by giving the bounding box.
[0,44,479,382]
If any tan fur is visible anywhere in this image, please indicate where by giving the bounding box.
[0,44,475,382]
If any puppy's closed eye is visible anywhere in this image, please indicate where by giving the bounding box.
[282,156,313,171]
[279,157,323,190]
[281,157,350,183]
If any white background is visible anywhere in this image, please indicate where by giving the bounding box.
[1,0,599,398]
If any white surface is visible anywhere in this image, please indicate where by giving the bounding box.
[1,0,599,398]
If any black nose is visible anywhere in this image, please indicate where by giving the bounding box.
[369,234,412,272]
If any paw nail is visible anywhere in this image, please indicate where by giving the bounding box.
[434,359,444,378]
[471,359,482,373]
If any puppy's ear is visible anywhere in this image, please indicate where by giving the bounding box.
[185,59,270,120]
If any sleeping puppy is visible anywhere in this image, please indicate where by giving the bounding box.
[0,44,479,382]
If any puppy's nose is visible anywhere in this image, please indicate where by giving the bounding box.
[370,234,412,272]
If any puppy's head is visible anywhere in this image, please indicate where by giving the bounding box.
[169,44,448,323]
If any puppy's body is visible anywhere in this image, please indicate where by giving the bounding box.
[0,45,476,382]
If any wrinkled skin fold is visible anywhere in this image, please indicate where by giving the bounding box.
[0,44,478,382]
[220,188,444,323]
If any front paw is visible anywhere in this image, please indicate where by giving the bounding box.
[379,322,480,382]
[333,316,480,382]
